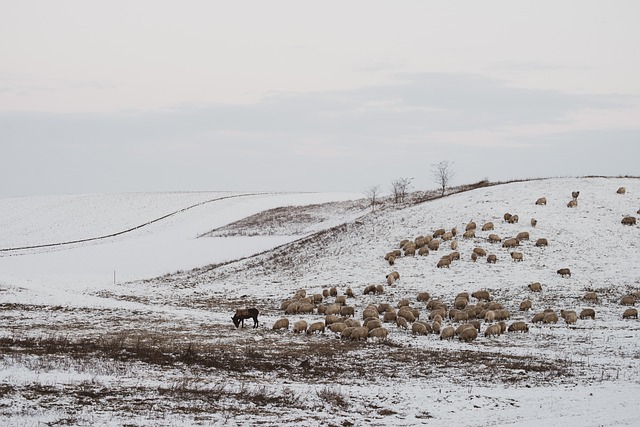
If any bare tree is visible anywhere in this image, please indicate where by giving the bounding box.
[391,177,413,204]
[432,161,455,196]
[364,185,381,212]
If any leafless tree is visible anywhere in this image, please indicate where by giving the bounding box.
[391,177,413,204]
[364,185,381,212]
[432,161,455,196]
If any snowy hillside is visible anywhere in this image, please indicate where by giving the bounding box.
[1,177,640,426]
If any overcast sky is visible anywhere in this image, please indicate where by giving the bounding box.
[2,1,639,197]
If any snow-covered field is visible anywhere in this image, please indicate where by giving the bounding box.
[1,177,640,426]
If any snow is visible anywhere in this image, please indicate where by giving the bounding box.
[1,177,640,426]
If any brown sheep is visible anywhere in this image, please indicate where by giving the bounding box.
[433,229,446,238]
[449,251,461,260]
[617,187,626,194]
[508,214,519,224]
[398,309,416,323]
[484,310,495,323]
[454,311,469,322]
[516,231,530,241]
[535,197,547,205]
[387,255,396,266]
[312,294,323,304]
[432,321,441,334]
[437,257,451,268]
[397,299,411,308]
[622,216,637,226]
[484,323,502,337]
[272,318,289,331]
[451,240,458,250]
[442,231,454,241]
[429,308,447,320]
[623,308,638,319]
[411,322,429,336]
[344,318,361,328]
[363,284,377,295]
[375,284,385,295]
[383,311,397,323]
[459,327,478,342]
[366,319,383,332]
[487,254,497,264]
[463,230,476,239]
[328,322,348,333]
[572,191,580,199]
[528,282,542,292]
[399,239,411,248]
[563,312,578,325]
[417,292,431,302]
[493,309,511,321]
[340,306,355,317]
[387,275,396,286]
[567,199,578,208]
[404,246,416,256]
[377,303,391,313]
[293,320,308,333]
[472,290,492,301]
[362,308,379,320]
[350,326,369,341]
[340,326,355,339]
[488,234,502,243]
[508,321,529,332]
[510,252,524,262]
[324,314,342,326]
[454,298,468,310]
[325,304,341,316]
[519,299,533,311]
[473,247,487,257]
[531,218,537,227]
[346,288,354,298]
[427,299,447,310]
[317,304,326,315]
[322,289,330,298]
[456,292,470,301]
[335,295,347,305]
[428,239,441,251]
[583,291,598,302]
[620,295,637,306]
[466,221,477,231]
[503,213,512,222]
[557,268,571,278]
[440,326,455,340]
[471,252,478,262]
[329,287,338,297]
[418,247,430,256]
[486,302,503,310]
[502,238,519,248]
[451,227,457,236]
[531,312,546,323]
[535,238,548,247]
[369,327,389,340]
[481,222,494,231]
[396,316,408,329]
[579,308,596,320]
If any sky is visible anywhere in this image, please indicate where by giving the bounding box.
[1,1,639,197]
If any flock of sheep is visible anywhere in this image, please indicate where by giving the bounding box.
[261,184,639,344]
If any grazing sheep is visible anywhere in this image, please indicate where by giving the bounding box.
[344,318,361,328]
[528,282,542,292]
[317,304,326,315]
[322,289,330,298]
[482,222,494,231]
[617,187,626,194]
[396,316,408,329]
[397,299,411,308]
[387,275,396,286]
[325,314,342,326]
[472,290,492,301]
[572,191,580,199]
[510,252,524,262]
[463,230,476,239]
[454,311,469,322]
[272,318,290,331]
[440,326,455,340]
[583,292,598,302]
[487,302,503,311]
[295,289,307,298]
[383,311,397,323]
[454,298,468,310]
[329,287,338,297]
[415,236,427,247]
[473,247,487,257]
[484,310,495,323]
[579,308,596,320]
[387,255,396,266]
[412,322,429,336]
[508,214,519,224]
[329,322,348,333]
[449,251,461,260]
[471,252,478,262]
[459,327,478,342]
[623,308,638,319]
[516,231,530,241]
[520,300,533,311]
[293,320,308,333]
[442,231,454,241]
[325,304,341,316]
[622,216,637,226]
[284,302,300,315]
[312,293,323,304]
[335,295,347,305]
[433,229,446,238]
[307,321,326,334]
[484,323,502,337]
[350,326,369,341]
[504,213,512,222]
[432,321,441,334]
[535,197,547,205]
[451,240,458,250]
[377,303,391,313]
[563,312,578,325]
[428,240,441,251]
[508,321,529,333]
[487,254,497,264]
[418,247,430,256]
[531,312,546,323]
[366,319,383,332]
[466,221,477,231]
[451,227,457,236]
[432,314,443,323]
[437,257,451,268]
[341,327,355,339]
[404,246,416,256]
[398,309,416,323]
[375,284,385,295]
[620,295,637,306]
[340,306,355,317]
[567,199,578,208]
[455,323,474,336]
[362,308,379,320]
[456,292,470,301]
[531,218,537,227]
[369,327,389,340]
[346,288,354,298]
[488,234,502,243]
[417,292,431,302]
[502,238,519,248]
[535,238,548,247]
[363,284,376,295]
[557,268,571,278]
[429,308,447,320]
[427,299,447,310]
[493,309,511,321]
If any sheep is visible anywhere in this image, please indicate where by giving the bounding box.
[346,288,354,298]
[429,308,447,320]
[387,275,396,286]
[366,319,383,332]
[329,287,338,297]
[317,304,326,315]
[510,252,524,262]
[399,239,411,248]
[340,306,355,317]
[417,292,431,302]
[531,312,546,323]
[377,303,391,313]
[404,246,416,256]
[487,302,503,310]
[508,321,529,333]
[387,255,396,266]
[508,214,519,224]
[432,321,441,334]
[432,314,443,324]
[391,271,400,280]
[530,218,537,227]
[503,213,512,222]
[502,238,519,248]
[454,311,469,322]
[471,252,478,262]
[411,322,429,336]
[397,299,411,308]
[335,295,347,305]
[484,310,495,323]
[487,254,497,264]
[481,222,494,231]
[567,199,578,208]
[427,299,448,310]
[350,326,369,341]
[520,299,533,311]
[428,239,441,251]
[442,231,454,241]
[528,282,542,292]
[363,284,377,295]
[572,191,580,199]
[284,302,301,315]
[488,234,502,243]
[535,197,547,205]
[322,289,330,298]
[459,327,478,342]
[293,320,308,333]
[398,309,416,323]
[418,247,430,256]
[311,293,323,304]
[437,257,451,268]
[484,323,502,337]
[396,317,408,329]
[328,322,348,333]
[463,230,476,239]
[433,229,446,238]
[472,290,491,301]
[622,216,637,226]
[307,321,325,335]
[341,327,355,339]
[623,308,638,319]
[362,308,379,320]
[375,284,385,295]
[383,311,397,323]
[579,308,596,320]
[466,221,477,231]
[325,304,342,316]
[473,247,487,257]
[449,251,461,261]
[440,326,455,340]
[272,318,290,331]
[344,318,361,328]
[494,309,511,321]
[583,291,598,302]
[456,292,470,301]
[620,295,637,306]
[295,289,307,298]
[455,323,474,336]
[324,314,342,326]
[617,187,626,194]
[453,298,468,310]
[451,227,457,236]
[535,238,548,247]
[557,268,571,278]
[369,327,389,340]
[563,311,578,325]
[450,240,458,250]
[516,231,530,241]
[415,236,427,247]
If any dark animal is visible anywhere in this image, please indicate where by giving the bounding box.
[232,307,260,328]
